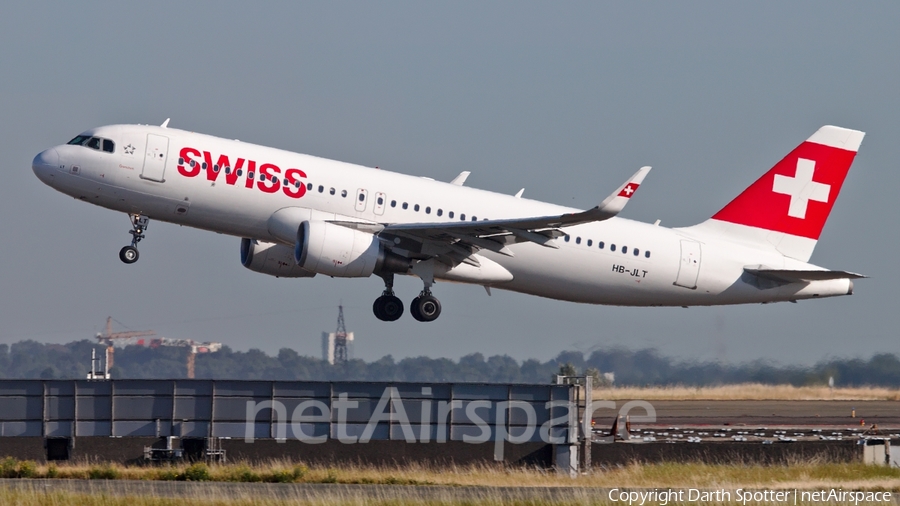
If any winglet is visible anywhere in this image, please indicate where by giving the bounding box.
[450,171,471,186]
[597,166,651,214]
[558,166,650,225]
[160,118,171,128]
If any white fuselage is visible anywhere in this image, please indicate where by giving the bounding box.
[32,124,853,307]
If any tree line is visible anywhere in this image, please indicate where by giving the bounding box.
[0,340,898,387]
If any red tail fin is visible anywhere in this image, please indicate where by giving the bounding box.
[711,126,864,240]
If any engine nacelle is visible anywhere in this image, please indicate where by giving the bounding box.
[295,220,409,278]
[240,238,316,278]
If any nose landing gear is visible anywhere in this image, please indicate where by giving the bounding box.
[119,214,149,264]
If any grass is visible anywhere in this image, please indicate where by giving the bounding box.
[0,490,622,506]
[0,459,896,505]
[0,458,894,489]
[593,383,900,400]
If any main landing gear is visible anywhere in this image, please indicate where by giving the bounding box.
[410,290,441,322]
[119,214,149,264]
[372,271,442,322]
[373,273,404,322]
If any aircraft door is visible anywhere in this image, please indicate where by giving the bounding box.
[141,134,169,182]
[674,239,701,289]
[373,192,386,215]
[355,188,368,212]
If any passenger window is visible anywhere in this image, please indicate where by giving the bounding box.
[402,202,408,210]
[414,204,420,212]
[634,248,640,256]
[564,235,570,242]
[610,244,616,252]
[260,173,266,181]
[342,190,348,198]
[622,246,628,254]
[202,162,208,170]
[472,216,477,221]
[645,251,651,258]
[575,237,581,244]
[213,165,220,173]
[330,187,336,195]
[587,239,593,246]
[437,209,443,216]
[307,183,312,191]
[86,137,101,150]
[102,139,114,153]
[358,193,365,202]
[225,167,231,174]
[237,170,243,177]
[460,214,466,221]
[377,196,384,205]
[425,206,431,214]
[391,200,397,207]
[318,185,324,193]
[248,171,255,179]
[449,211,454,218]
[599,241,605,249]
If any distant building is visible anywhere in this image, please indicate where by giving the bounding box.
[322,332,354,365]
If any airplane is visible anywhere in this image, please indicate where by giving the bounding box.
[32,122,865,322]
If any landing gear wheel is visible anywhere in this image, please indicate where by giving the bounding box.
[373,298,386,321]
[412,294,441,322]
[381,296,404,321]
[410,296,422,321]
[374,294,404,322]
[119,246,139,264]
[120,214,150,265]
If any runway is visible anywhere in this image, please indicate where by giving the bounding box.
[604,399,900,427]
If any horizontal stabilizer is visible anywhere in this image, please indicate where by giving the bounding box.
[744,266,867,283]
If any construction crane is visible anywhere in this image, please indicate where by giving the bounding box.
[95,317,155,370]
[149,337,222,379]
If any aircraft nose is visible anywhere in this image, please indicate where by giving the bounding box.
[32,148,59,179]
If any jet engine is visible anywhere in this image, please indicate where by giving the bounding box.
[240,238,316,278]
[295,220,409,278]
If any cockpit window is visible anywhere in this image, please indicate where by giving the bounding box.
[68,135,116,153]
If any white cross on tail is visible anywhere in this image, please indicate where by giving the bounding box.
[772,158,830,219]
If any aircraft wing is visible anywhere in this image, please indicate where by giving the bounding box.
[333,166,650,259]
